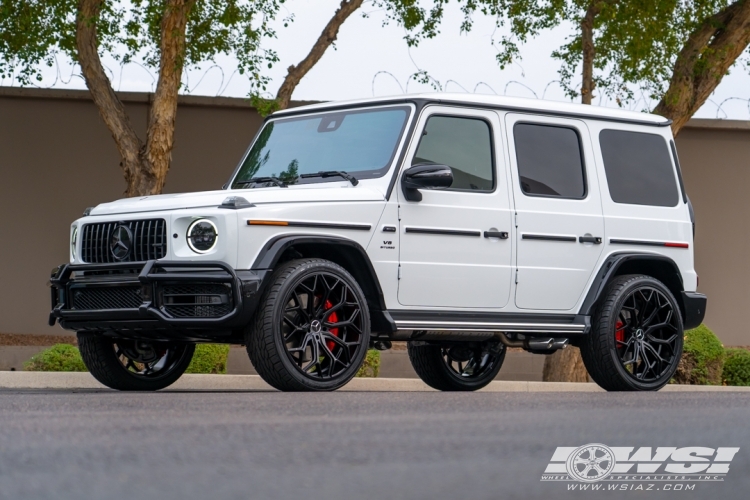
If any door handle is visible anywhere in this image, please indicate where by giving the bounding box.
[579,236,602,244]
[484,231,509,239]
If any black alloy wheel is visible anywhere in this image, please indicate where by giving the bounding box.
[408,340,506,391]
[78,332,195,391]
[248,258,370,391]
[581,274,684,391]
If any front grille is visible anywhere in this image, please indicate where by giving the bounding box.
[81,219,167,263]
[71,286,143,310]
[161,284,233,318]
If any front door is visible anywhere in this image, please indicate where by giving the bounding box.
[505,113,605,310]
[397,107,513,308]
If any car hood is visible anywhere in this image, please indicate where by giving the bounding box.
[87,184,387,216]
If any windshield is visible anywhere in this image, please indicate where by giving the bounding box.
[231,105,410,188]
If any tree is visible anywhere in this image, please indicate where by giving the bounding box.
[654,1,750,134]
[256,0,425,114]
[0,0,283,196]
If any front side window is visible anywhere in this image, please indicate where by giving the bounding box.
[412,115,494,192]
[231,106,410,187]
[513,123,586,198]
[599,129,679,207]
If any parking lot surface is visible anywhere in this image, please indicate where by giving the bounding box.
[1,390,748,500]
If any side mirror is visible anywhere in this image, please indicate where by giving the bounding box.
[401,163,453,202]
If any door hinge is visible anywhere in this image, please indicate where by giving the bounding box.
[397,204,401,221]
[514,212,518,228]
[398,265,402,280]
[515,269,519,284]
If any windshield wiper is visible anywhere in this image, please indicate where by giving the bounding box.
[300,170,359,186]
[235,176,288,188]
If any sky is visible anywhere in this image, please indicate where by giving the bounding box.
[5,0,749,120]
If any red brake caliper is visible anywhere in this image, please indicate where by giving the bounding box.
[615,320,625,346]
[324,299,340,351]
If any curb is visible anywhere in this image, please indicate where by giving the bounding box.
[1,372,750,392]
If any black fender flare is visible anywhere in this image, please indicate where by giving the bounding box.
[579,252,685,318]
[251,234,395,334]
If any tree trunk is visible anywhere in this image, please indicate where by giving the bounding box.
[143,0,196,195]
[275,0,364,110]
[76,0,147,196]
[653,1,750,136]
[580,2,601,105]
[543,347,589,383]
[76,0,194,197]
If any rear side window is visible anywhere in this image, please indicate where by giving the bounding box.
[513,123,586,198]
[413,115,494,192]
[599,129,679,207]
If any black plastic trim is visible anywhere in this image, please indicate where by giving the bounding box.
[522,234,577,242]
[382,225,397,232]
[681,291,707,330]
[610,238,688,248]
[405,227,481,237]
[250,234,393,334]
[578,253,686,317]
[251,221,373,231]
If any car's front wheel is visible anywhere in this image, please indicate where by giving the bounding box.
[77,333,195,391]
[580,274,684,391]
[247,258,371,391]
[408,340,506,391]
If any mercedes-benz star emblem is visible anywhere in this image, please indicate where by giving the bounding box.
[110,225,133,261]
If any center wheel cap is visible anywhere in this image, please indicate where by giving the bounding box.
[635,328,645,340]
[310,320,322,333]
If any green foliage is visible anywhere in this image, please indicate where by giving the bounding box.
[674,324,725,385]
[24,344,87,372]
[185,343,229,374]
[722,348,750,386]
[0,0,286,94]
[383,0,733,107]
[356,349,380,378]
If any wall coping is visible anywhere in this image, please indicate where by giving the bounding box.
[2,86,748,129]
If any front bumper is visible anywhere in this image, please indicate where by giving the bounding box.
[681,291,707,330]
[49,260,265,340]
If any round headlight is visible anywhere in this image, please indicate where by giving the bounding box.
[71,226,78,260]
[187,219,218,253]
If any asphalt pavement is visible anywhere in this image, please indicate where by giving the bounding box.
[1,389,749,500]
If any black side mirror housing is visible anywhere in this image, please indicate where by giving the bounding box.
[401,163,453,202]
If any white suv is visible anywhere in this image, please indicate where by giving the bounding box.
[50,93,706,392]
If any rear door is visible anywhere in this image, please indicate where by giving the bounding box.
[505,113,605,310]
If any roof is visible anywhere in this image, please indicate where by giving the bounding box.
[272,92,671,127]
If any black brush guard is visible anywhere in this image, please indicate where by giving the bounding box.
[49,260,265,340]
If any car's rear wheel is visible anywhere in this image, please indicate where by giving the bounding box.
[580,274,683,391]
[408,340,505,391]
[77,333,195,391]
[247,258,370,391]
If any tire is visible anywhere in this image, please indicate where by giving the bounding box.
[580,274,684,391]
[408,340,506,391]
[247,258,371,391]
[77,333,195,391]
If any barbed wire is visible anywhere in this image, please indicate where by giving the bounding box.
[2,56,748,120]
[369,70,750,120]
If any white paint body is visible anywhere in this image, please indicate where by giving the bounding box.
[69,93,697,319]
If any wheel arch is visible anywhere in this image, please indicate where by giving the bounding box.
[580,253,686,321]
[251,234,396,335]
